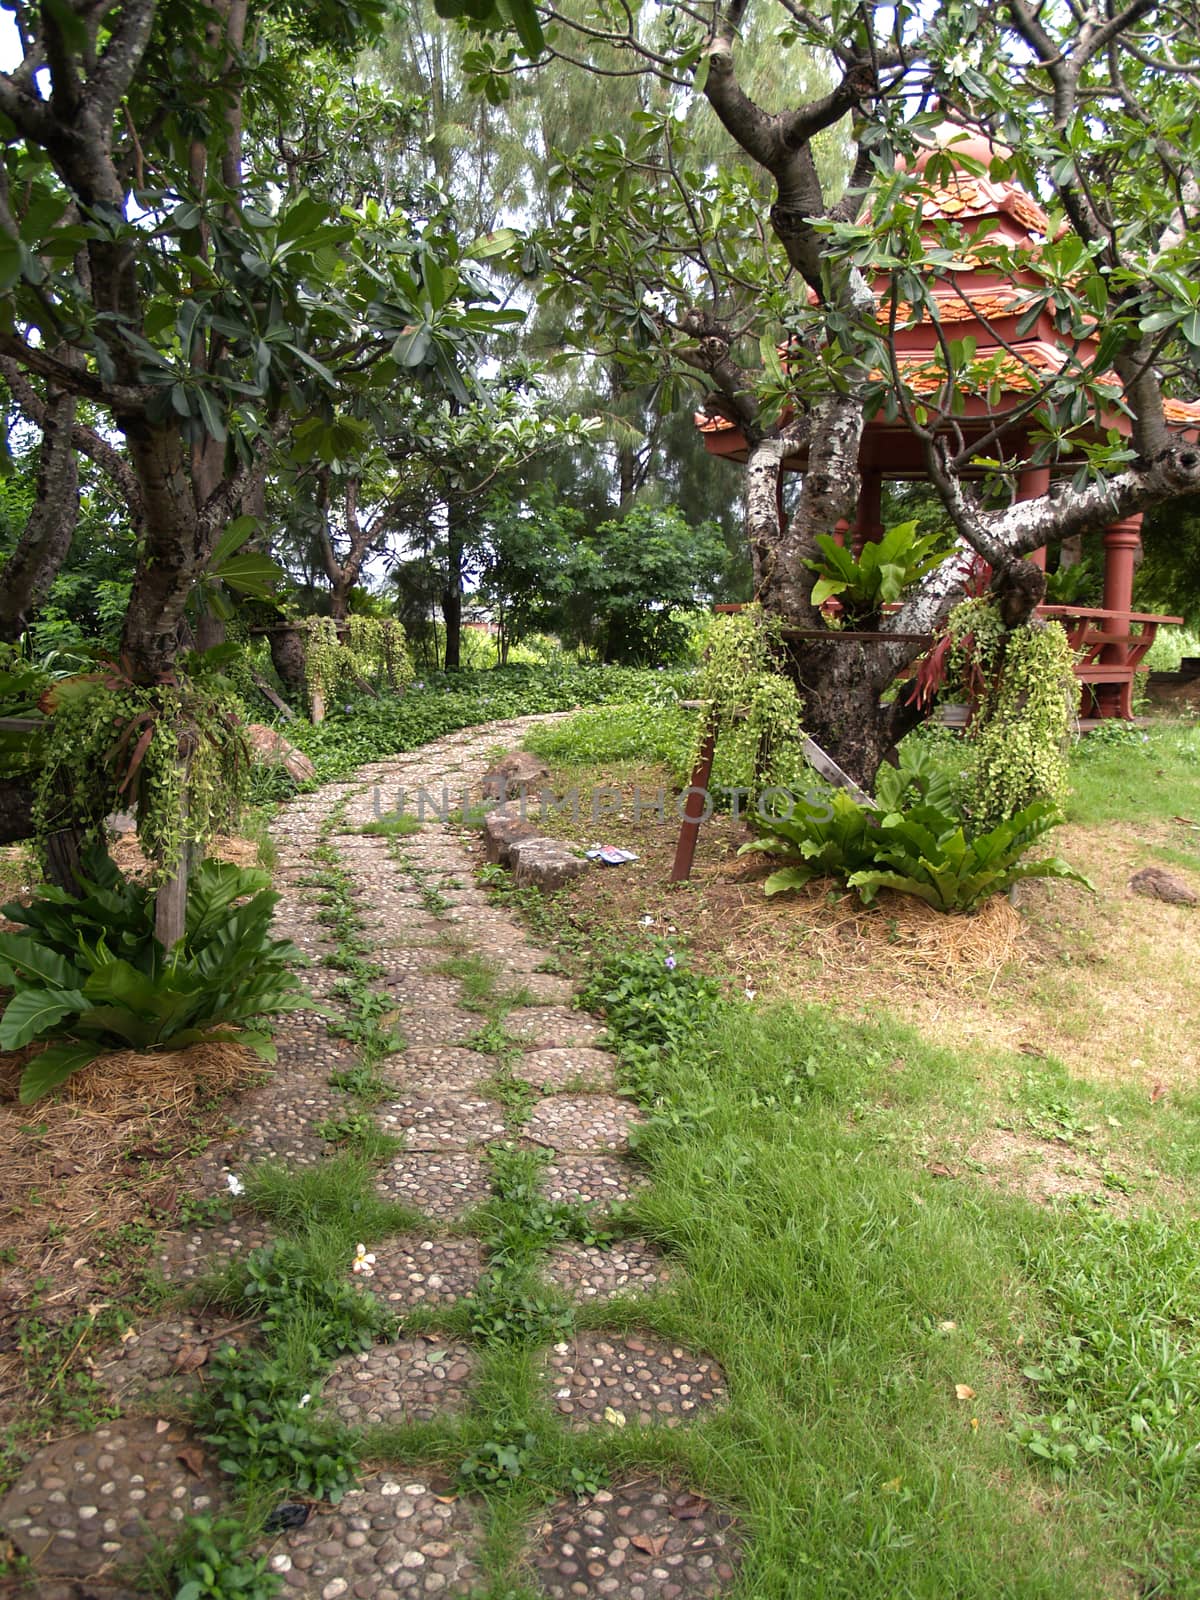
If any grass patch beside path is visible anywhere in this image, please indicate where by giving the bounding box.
[541,942,1200,1598]
[281,664,696,787]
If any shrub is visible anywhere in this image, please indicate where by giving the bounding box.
[741,793,1091,913]
[0,851,305,1101]
[738,789,883,895]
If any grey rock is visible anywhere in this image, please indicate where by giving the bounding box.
[510,836,588,893]
[482,811,544,864]
[480,750,550,801]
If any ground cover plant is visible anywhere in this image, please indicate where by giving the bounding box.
[275,663,697,790]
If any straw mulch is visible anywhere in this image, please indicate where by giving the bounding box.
[0,1041,262,1332]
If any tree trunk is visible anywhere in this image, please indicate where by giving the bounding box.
[0,777,34,846]
[442,501,466,670]
[270,625,307,699]
[785,635,923,788]
[0,385,80,642]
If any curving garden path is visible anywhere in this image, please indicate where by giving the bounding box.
[0,719,743,1600]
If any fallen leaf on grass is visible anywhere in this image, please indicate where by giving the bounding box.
[631,1533,669,1556]
[1151,1082,1169,1103]
[155,1418,170,1434]
[938,1321,957,1333]
[1017,1043,1046,1058]
[173,1344,209,1373]
[603,1406,626,1427]
[119,1326,138,1344]
[926,1163,955,1179]
[177,1446,206,1477]
[954,1384,976,1402]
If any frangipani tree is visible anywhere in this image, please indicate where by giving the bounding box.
[443,0,1200,782]
[0,0,518,935]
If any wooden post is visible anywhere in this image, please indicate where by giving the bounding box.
[853,471,882,558]
[670,710,718,883]
[1100,514,1143,717]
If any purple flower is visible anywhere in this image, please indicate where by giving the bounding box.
[664,954,677,971]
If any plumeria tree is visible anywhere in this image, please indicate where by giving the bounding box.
[0,0,517,934]
[446,0,1200,781]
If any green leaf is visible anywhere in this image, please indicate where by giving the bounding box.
[763,867,815,896]
[19,1041,99,1103]
[810,577,846,607]
[467,228,519,259]
[0,932,81,989]
[213,550,282,599]
[276,194,332,247]
[0,987,87,1049]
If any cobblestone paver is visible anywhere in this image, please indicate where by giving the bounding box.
[379,1095,507,1149]
[364,1234,486,1308]
[508,1007,607,1048]
[375,1150,493,1219]
[392,1048,495,1094]
[266,1473,486,1595]
[2,717,740,1600]
[513,1048,619,1092]
[545,1334,728,1430]
[320,1338,477,1426]
[0,1420,224,1586]
[541,1155,648,1208]
[526,1482,742,1599]
[542,1242,672,1304]
[156,1214,273,1284]
[93,1315,249,1404]
[525,1095,648,1153]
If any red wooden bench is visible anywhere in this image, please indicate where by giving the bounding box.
[1037,606,1183,719]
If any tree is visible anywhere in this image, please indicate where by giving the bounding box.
[0,0,514,934]
[560,503,727,662]
[460,0,1200,782]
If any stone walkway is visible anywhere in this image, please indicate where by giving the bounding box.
[0,718,742,1598]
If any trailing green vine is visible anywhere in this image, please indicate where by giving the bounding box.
[33,672,247,882]
[302,617,414,712]
[944,599,1076,832]
[688,605,807,800]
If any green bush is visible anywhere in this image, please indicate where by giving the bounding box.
[741,794,1091,913]
[0,852,305,1101]
[850,800,1091,913]
[739,789,884,895]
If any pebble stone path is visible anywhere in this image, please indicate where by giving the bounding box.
[0,717,742,1598]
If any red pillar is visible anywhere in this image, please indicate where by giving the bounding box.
[1100,514,1142,718]
[1017,465,1050,570]
[852,473,883,558]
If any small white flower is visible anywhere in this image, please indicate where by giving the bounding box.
[744,988,757,1001]
[351,1243,377,1277]
[299,1393,312,1407]
[224,1173,245,1197]
[639,914,654,926]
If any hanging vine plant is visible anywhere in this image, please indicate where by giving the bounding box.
[941,599,1076,833]
[33,662,248,883]
[689,606,807,800]
[302,617,343,714]
[301,616,414,712]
